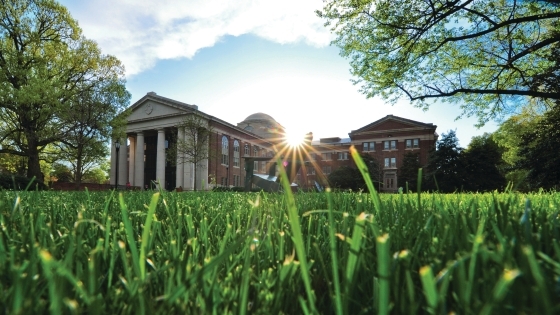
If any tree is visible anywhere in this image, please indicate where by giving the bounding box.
[426,130,465,192]
[493,103,545,190]
[328,166,363,190]
[328,154,382,191]
[462,133,506,192]
[0,0,128,182]
[516,105,560,189]
[51,163,73,183]
[398,152,421,191]
[169,112,215,191]
[318,0,560,125]
[57,79,130,185]
[82,167,108,184]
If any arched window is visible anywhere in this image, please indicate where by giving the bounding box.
[221,136,229,165]
[233,140,240,167]
[244,144,249,156]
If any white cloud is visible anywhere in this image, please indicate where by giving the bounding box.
[70,0,332,76]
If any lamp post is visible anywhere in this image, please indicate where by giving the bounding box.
[115,139,120,190]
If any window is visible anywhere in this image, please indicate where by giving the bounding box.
[384,157,397,168]
[363,141,375,151]
[261,149,266,172]
[310,153,316,160]
[386,178,394,188]
[322,165,331,175]
[384,140,397,150]
[233,140,240,167]
[221,136,229,165]
[244,144,249,156]
[307,166,315,175]
[338,152,349,160]
[406,138,420,149]
[321,152,332,160]
[233,174,240,187]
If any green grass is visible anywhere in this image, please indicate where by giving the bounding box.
[1,185,560,314]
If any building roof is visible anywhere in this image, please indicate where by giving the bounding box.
[242,112,278,123]
[350,114,436,135]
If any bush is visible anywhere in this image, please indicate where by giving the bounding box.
[0,173,47,190]
[212,186,261,192]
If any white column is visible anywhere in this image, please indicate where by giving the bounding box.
[135,132,145,189]
[156,128,166,189]
[118,138,128,187]
[184,162,194,190]
[175,127,184,189]
[110,140,116,186]
[128,136,135,185]
[198,158,209,190]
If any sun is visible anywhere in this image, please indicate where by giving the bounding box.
[284,130,305,147]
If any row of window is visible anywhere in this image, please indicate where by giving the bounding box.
[363,139,420,151]
[310,152,350,161]
[303,157,397,176]
[221,135,271,167]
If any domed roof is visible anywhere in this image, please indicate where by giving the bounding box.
[243,112,277,122]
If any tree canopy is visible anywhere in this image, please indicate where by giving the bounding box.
[0,0,128,181]
[318,0,560,125]
[516,105,560,189]
[425,130,465,192]
[462,133,506,192]
[169,112,215,191]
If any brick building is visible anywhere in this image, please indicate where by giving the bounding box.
[296,115,438,192]
[110,93,437,191]
[110,92,280,190]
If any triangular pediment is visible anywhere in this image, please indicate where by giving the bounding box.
[350,115,435,135]
[127,92,198,122]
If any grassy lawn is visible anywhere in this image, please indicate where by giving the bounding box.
[1,188,559,314]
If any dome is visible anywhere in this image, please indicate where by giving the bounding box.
[243,112,277,122]
[237,112,285,143]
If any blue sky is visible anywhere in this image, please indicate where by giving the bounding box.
[59,0,498,147]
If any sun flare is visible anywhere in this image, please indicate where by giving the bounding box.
[284,131,306,147]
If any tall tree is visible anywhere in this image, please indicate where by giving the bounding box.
[426,130,465,192]
[169,112,215,191]
[398,152,421,191]
[318,0,560,125]
[493,104,544,190]
[462,133,506,192]
[516,105,560,189]
[328,154,382,191]
[328,166,363,190]
[0,0,127,181]
[57,79,130,185]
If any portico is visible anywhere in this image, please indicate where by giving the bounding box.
[110,92,207,190]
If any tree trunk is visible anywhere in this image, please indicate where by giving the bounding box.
[74,146,83,189]
[26,138,43,184]
[193,162,198,191]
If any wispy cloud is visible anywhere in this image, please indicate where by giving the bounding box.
[69,0,332,76]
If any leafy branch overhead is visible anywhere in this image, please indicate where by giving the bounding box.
[318,0,560,125]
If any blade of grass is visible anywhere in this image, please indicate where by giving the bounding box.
[326,189,343,315]
[118,193,141,279]
[277,158,317,314]
[376,234,390,315]
[139,192,160,281]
